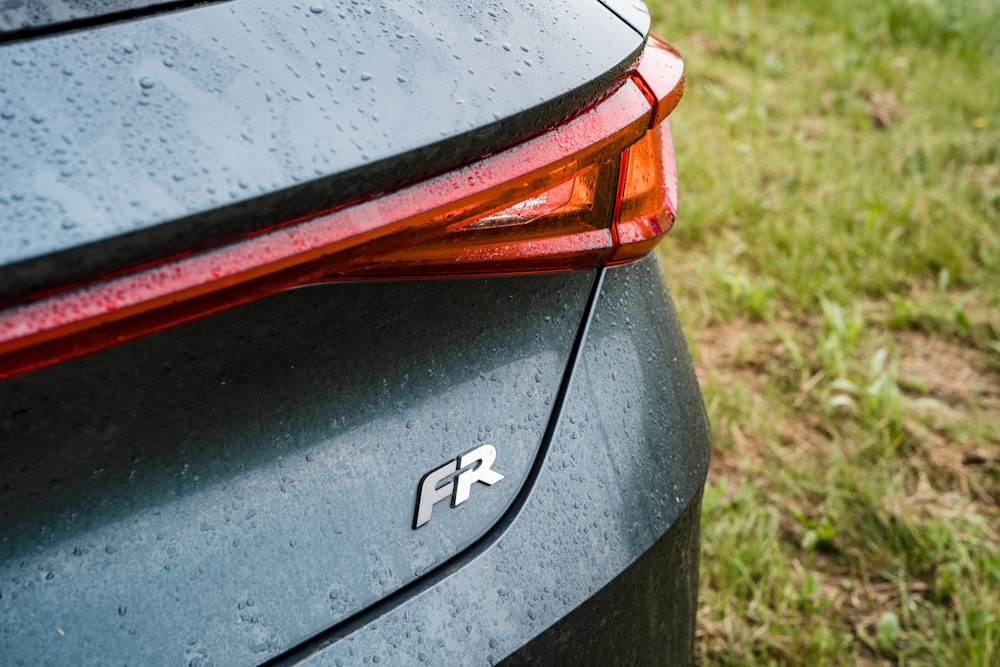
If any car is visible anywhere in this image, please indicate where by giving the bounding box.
[0,0,709,664]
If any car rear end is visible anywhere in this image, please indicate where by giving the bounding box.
[0,1,709,664]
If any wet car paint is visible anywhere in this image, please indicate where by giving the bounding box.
[1,0,171,35]
[283,257,709,666]
[597,0,653,36]
[0,270,594,664]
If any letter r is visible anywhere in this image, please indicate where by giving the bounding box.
[453,444,504,506]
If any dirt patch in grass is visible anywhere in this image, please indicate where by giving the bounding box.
[897,331,1000,413]
[696,320,1000,502]
[897,331,1000,508]
[692,318,774,484]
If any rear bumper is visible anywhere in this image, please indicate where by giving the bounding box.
[501,492,702,666]
[291,255,710,666]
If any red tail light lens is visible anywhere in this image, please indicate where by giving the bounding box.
[0,36,684,378]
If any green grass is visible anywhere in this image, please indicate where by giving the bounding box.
[647,1,1000,664]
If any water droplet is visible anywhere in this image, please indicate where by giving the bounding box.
[309,4,325,13]
[360,72,373,81]
[502,42,512,51]
[139,77,155,89]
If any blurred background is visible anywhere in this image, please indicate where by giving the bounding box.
[647,0,999,664]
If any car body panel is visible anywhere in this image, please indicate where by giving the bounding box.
[286,256,709,666]
[0,270,595,665]
[0,0,642,303]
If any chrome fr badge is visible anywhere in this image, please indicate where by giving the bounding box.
[413,444,504,529]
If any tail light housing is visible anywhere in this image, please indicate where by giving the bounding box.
[0,36,684,378]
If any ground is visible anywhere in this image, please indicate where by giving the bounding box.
[648,0,1000,663]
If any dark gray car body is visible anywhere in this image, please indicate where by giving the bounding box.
[0,1,709,664]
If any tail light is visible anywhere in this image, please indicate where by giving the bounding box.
[0,36,684,378]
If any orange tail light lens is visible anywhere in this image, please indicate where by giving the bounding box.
[608,120,678,264]
[0,35,684,378]
[343,161,619,277]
